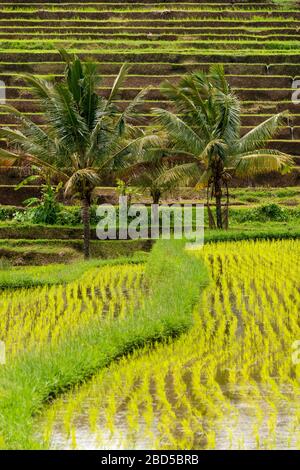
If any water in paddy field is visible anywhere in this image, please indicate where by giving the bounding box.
[36,240,300,450]
[38,382,300,450]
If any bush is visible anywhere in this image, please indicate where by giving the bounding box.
[29,185,60,224]
[232,203,290,223]
[254,203,289,222]
[0,206,22,221]
[56,206,81,226]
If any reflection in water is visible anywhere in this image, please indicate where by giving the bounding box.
[38,382,299,450]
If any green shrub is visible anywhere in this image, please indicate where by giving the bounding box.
[255,203,289,222]
[0,206,22,221]
[28,185,60,225]
[56,206,81,226]
[232,203,290,223]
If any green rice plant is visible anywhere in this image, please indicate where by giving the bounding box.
[40,239,300,450]
[0,239,208,449]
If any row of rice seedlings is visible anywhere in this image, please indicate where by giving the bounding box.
[0,263,145,360]
[39,239,300,450]
[2,38,300,50]
[0,3,295,12]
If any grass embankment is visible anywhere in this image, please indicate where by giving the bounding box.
[0,239,208,449]
[1,222,300,267]
[204,226,300,243]
[0,254,147,289]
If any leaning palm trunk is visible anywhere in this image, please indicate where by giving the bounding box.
[214,179,223,229]
[82,198,91,260]
[150,189,161,204]
[208,156,225,229]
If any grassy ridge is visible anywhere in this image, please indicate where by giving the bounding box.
[0,254,147,288]
[0,239,208,449]
[1,224,300,268]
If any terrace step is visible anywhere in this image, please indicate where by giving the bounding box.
[0,73,295,89]
[0,85,295,102]
[0,19,299,28]
[2,62,300,77]
[2,33,300,42]
[0,2,278,9]
[2,52,300,64]
[0,11,298,21]
[0,0,298,189]
[0,110,295,140]
[2,98,299,114]
[0,1,277,4]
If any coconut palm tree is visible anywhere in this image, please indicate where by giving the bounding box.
[123,142,177,204]
[153,64,293,229]
[0,51,157,258]
[132,163,171,204]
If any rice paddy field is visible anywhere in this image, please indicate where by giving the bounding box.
[0,263,145,359]
[0,0,300,454]
[2,238,295,450]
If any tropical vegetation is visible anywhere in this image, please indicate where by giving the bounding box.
[152,65,293,228]
[0,52,157,258]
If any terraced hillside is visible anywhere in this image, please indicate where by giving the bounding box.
[0,0,300,196]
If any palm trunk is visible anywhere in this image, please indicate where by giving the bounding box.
[151,189,161,205]
[215,178,223,229]
[214,159,223,229]
[82,198,91,260]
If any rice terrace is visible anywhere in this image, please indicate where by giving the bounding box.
[0,0,299,457]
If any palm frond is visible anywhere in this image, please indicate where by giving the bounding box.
[234,150,294,177]
[214,90,241,143]
[106,63,130,106]
[238,112,288,154]
[153,108,204,156]
[47,83,89,155]
[156,162,201,186]
[162,79,211,139]
[116,86,150,134]
[209,64,229,94]
[81,61,100,131]
[64,168,101,198]
[195,169,212,190]
[65,55,84,104]
[198,138,226,164]
[0,127,27,145]
[20,74,54,101]
[0,147,19,162]
[99,133,163,172]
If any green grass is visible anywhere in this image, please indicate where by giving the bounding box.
[2,38,300,52]
[204,226,300,243]
[0,238,152,265]
[0,254,147,288]
[0,221,300,271]
[0,5,297,13]
[0,239,208,449]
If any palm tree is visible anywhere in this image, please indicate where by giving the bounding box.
[0,51,157,258]
[124,143,176,204]
[153,64,293,229]
[133,163,171,204]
